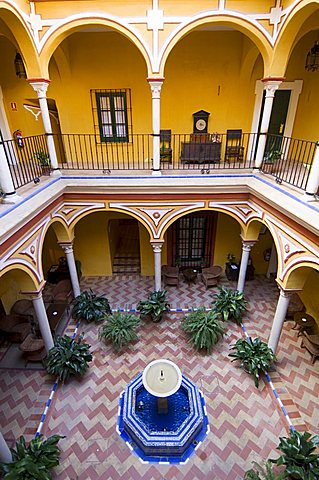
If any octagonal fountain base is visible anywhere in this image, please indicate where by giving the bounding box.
[117,372,209,464]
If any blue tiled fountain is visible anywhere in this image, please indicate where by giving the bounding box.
[117,359,209,464]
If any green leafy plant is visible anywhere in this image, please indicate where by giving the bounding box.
[71,289,111,323]
[99,310,140,351]
[182,307,225,354]
[271,430,319,479]
[33,150,51,167]
[137,290,170,322]
[46,334,93,382]
[229,337,276,388]
[264,147,281,164]
[0,434,64,480]
[244,460,286,479]
[212,286,248,323]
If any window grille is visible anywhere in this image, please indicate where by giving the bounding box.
[91,89,132,143]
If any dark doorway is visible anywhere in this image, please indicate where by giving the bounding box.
[170,212,216,270]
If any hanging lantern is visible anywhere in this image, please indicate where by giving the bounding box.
[14,52,27,79]
[305,41,319,72]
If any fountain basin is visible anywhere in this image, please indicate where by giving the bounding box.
[117,373,209,464]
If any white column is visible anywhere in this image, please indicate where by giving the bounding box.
[237,241,255,293]
[268,288,291,353]
[255,79,283,168]
[28,80,60,175]
[0,432,11,463]
[151,241,164,291]
[0,140,21,203]
[59,243,81,297]
[148,78,164,176]
[32,293,54,351]
[305,141,319,198]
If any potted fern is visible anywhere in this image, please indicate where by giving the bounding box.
[71,289,111,323]
[0,434,64,479]
[33,150,51,175]
[99,310,140,351]
[229,337,276,388]
[182,307,225,354]
[137,290,170,322]
[212,286,247,323]
[271,430,319,479]
[46,334,93,382]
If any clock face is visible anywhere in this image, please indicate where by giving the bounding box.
[195,119,207,131]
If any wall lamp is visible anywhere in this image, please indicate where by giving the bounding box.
[305,41,319,72]
[14,52,27,79]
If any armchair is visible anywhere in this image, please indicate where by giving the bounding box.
[49,279,74,305]
[161,265,179,287]
[0,313,32,343]
[201,265,223,290]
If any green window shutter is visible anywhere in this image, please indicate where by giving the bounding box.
[95,92,128,143]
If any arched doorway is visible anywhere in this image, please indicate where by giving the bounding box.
[110,218,141,274]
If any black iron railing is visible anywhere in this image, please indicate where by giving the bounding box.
[260,134,316,190]
[2,132,317,193]
[55,133,153,171]
[2,135,49,189]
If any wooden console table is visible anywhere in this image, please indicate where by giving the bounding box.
[181,134,221,164]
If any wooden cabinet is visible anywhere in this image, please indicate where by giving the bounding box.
[181,135,221,163]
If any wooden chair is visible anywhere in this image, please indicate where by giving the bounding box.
[160,130,172,163]
[201,265,223,290]
[49,279,74,306]
[162,265,179,286]
[300,331,319,364]
[224,129,244,163]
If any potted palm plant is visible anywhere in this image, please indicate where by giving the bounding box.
[71,289,111,323]
[137,290,170,322]
[262,146,281,174]
[46,334,93,382]
[212,286,247,323]
[271,430,319,479]
[182,307,225,354]
[99,310,140,351]
[0,434,64,480]
[229,337,276,388]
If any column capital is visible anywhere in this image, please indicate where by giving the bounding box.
[147,78,164,97]
[28,79,50,97]
[59,242,74,254]
[241,239,257,250]
[20,289,45,299]
[150,240,164,253]
[261,78,283,97]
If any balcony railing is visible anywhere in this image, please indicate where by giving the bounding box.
[260,133,316,190]
[1,132,317,193]
[2,134,50,189]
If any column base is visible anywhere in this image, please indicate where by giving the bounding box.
[304,191,318,202]
[1,192,22,204]
[151,169,162,177]
[51,168,62,177]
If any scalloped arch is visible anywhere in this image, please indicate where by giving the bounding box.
[158,14,272,78]
[282,261,319,290]
[39,17,152,79]
[0,264,40,291]
[0,3,41,77]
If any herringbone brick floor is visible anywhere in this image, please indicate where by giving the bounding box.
[0,274,318,479]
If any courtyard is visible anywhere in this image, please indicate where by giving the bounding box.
[0,274,318,479]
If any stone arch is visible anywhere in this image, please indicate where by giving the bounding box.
[158,14,272,78]
[39,17,152,79]
[0,4,41,77]
[282,262,319,290]
[273,1,319,76]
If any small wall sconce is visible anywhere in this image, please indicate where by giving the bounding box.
[305,41,319,72]
[14,52,27,79]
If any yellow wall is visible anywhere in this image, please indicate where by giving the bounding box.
[0,275,19,312]
[162,31,260,133]
[139,222,153,276]
[74,212,112,276]
[299,269,319,328]
[42,227,64,279]
[213,213,242,270]
[49,32,150,134]
[285,31,319,142]
[251,230,273,274]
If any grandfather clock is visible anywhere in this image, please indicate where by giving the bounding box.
[193,110,210,134]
